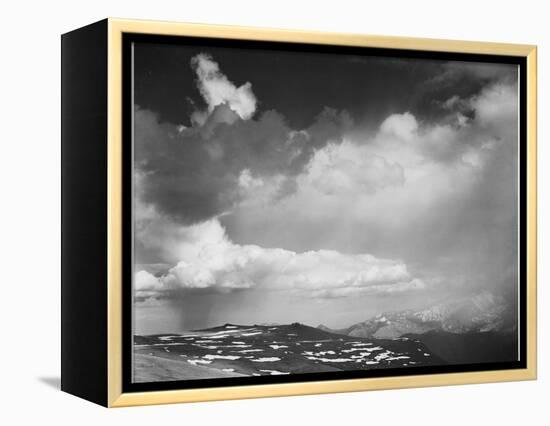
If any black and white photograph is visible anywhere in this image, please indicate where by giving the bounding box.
[131,40,521,384]
[3,0,545,419]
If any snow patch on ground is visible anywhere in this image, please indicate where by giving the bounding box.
[260,369,290,375]
[193,345,218,349]
[187,359,212,365]
[158,335,180,341]
[269,345,288,350]
[387,355,410,361]
[203,354,241,360]
[314,350,335,356]
[306,356,353,363]
[375,352,393,361]
[342,348,373,353]
[251,357,281,362]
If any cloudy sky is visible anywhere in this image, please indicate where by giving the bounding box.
[132,41,519,334]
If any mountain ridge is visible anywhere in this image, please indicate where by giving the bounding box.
[317,291,515,339]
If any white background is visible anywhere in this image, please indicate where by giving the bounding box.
[0,0,546,424]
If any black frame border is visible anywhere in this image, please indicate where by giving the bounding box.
[121,33,528,394]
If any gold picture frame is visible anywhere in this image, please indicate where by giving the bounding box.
[61,18,537,408]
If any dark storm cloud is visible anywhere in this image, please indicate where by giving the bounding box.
[135,102,351,224]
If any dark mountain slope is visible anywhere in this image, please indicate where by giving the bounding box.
[403,330,518,364]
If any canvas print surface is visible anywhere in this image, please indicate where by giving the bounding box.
[131,41,520,383]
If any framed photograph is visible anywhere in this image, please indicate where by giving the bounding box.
[61,18,537,407]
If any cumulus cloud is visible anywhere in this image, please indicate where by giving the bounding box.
[375,77,517,167]
[224,77,518,299]
[134,218,424,301]
[305,140,405,195]
[470,82,518,126]
[135,270,165,300]
[191,53,257,121]
[379,112,418,141]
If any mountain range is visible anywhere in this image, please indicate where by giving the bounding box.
[318,291,514,339]
[318,291,518,365]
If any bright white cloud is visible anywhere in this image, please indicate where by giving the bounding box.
[283,116,482,230]
[134,270,166,300]
[379,112,418,141]
[135,270,163,291]
[470,82,518,125]
[134,218,423,299]
[304,140,405,195]
[227,79,518,278]
[191,53,257,121]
